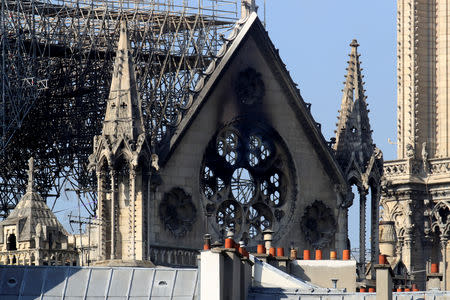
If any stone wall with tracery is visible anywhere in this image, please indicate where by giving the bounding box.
[200,120,297,246]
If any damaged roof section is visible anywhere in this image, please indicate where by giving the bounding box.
[165,12,346,187]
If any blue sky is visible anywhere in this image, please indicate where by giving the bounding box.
[264,1,397,161]
[57,1,397,253]
[261,1,397,252]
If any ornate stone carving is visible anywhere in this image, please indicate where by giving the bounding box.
[430,200,450,238]
[235,68,265,105]
[301,200,337,248]
[159,188,197,238]
[422,142,429,173]
[383,161,407,176]
[406,143,415,158]
[200,119,296,244]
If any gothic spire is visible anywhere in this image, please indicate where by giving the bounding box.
[334,39,374,171]
[26,157,35,193]
[102,20,144,140]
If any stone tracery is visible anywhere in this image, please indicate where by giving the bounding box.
[160,188,197,238]
[301,200,337,248]
[200,120,296,244]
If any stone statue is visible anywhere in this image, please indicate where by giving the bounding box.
[151,154,160,171]
[422,142,429,173]
[406,143,415,158]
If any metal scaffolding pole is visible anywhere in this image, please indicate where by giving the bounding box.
[0,0,238,218]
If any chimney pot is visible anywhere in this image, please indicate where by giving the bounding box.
[276,247,284,257]
[257,244,265,254]
[430,263,439,273]
[225,238,234,249]
[269,247,276,257]
[315,249,322,260]
[203,234,211,250]
[342,249,350,260]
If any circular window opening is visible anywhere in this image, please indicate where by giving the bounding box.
[231,168,255,204]
[200,120,297,244]
[7,277,17,287]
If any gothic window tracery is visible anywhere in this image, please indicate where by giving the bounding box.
[159,188,197,238]
[200,120,296,245]
[301,200,336,248]
[430,200,450,238]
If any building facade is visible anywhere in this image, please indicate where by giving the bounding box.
[382,0,450,290]
[0,2,384,289]
[86,12,356,266]
[0,158,77,266]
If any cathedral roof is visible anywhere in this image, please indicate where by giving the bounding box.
[0,158,68,242]
[164,13,347,187]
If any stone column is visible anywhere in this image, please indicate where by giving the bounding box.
[402,234,413,272]
[96,170,105,260]
[110,169,116,260]
[401,201,414,272]
[371,187,380,271]
[441,236,448,290]
[35,250,42,266]
[359,188,367,273]
[129,167,136,260]
[146,170,152,260]
[335,186,349,254]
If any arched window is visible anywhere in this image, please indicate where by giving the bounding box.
[48,233,53,250]
[7,234,17,251]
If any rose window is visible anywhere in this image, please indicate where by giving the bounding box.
[231,168,255,204]
[200,120,296,245]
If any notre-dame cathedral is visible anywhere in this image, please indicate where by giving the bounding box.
[0,0,450,293]
[381,0,450,290]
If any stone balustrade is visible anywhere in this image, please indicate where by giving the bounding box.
[383,160,409,177]
[428,158,450,175]
[384,157,450,178]
[149,245,199,267]
[0,249,78,266]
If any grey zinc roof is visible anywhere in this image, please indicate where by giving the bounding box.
[0,265,198,299]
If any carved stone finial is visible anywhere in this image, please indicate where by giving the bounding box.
[27,157,35,193]
[241,0,257,19]
[350,39,359,48]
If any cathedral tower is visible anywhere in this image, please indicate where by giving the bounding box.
[334,40,383,278]
[88,20,152,265]
[382,0,450,289]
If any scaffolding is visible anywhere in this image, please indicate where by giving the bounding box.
[0,0,239,216]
